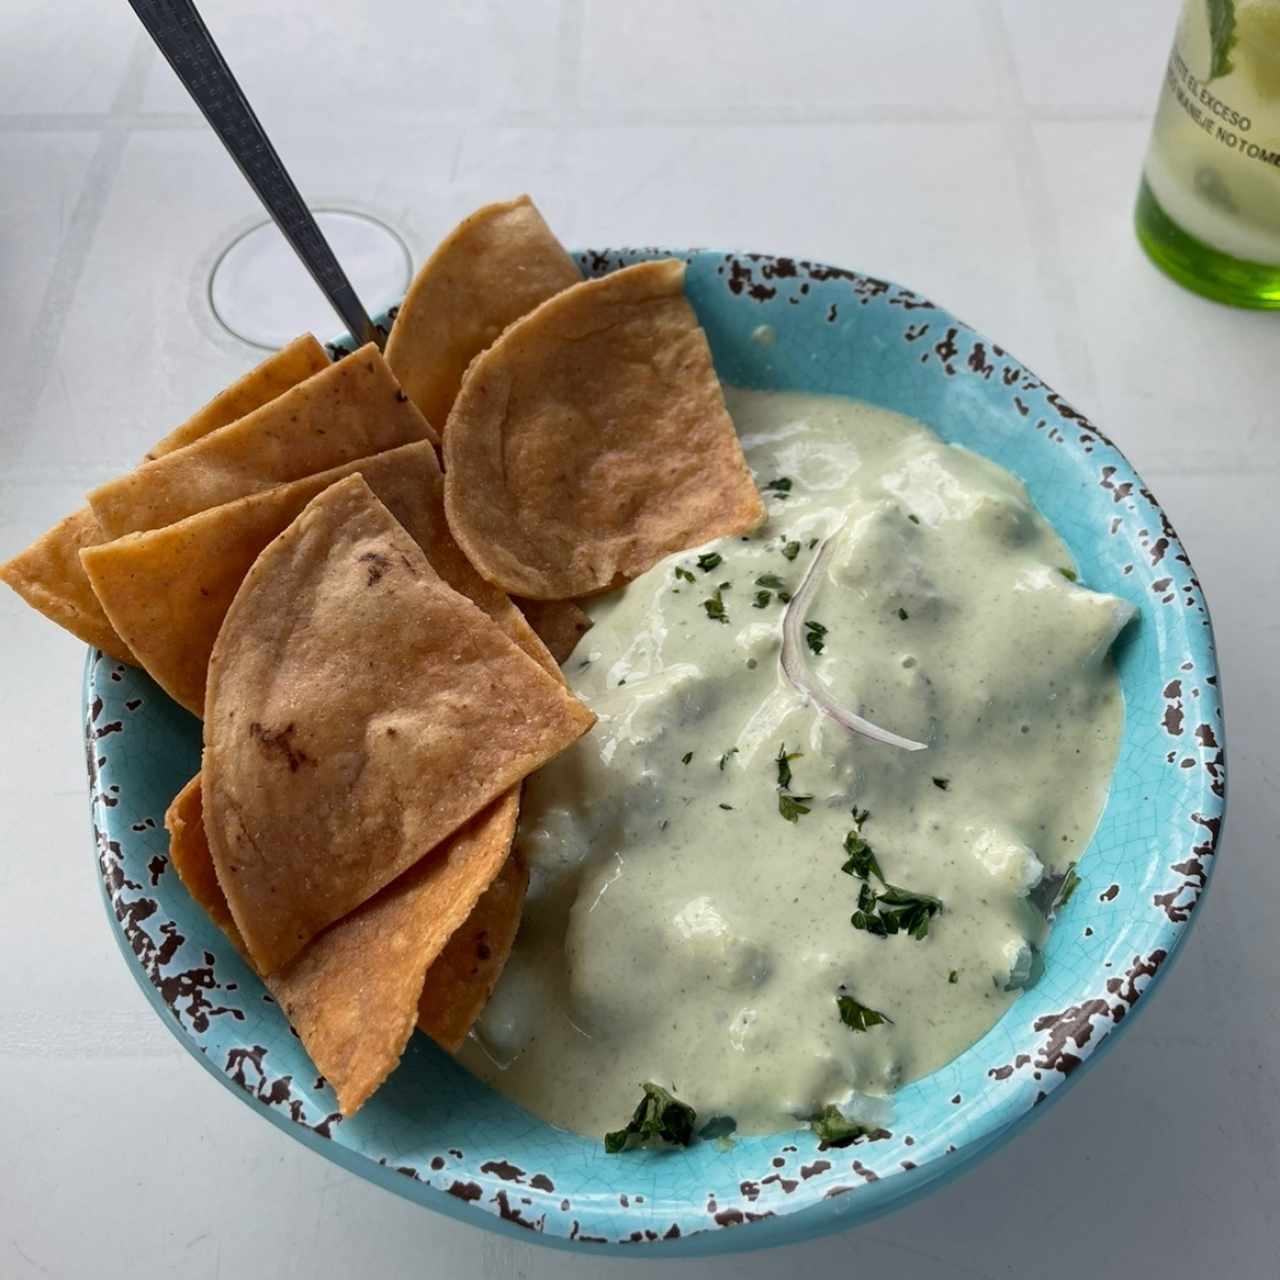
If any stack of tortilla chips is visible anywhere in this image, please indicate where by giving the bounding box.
[1,195,765,1114]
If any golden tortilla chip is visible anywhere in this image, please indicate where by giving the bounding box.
[0,336,330,662]
[144,334,329,460]
[1,507,134,662]
[417,846,528,1052]
[514,597,593,666]
[83,440,553,716]
[165,777,523,1111]
[88,343,435,539]
[442,259,766,599]
[165,774,246,948]
[385,195,581,431]
[270,792,520,1114]
[203,474,595,973]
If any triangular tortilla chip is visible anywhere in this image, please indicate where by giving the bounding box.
[144,334,329,460]
[443,259,766,599]
[0,335,330,662]
[165,774,246,949]
[203,474,594,972]
[514,597,594,665]
[417,846,528,1052]
[82,440,554,716]
[165,777,525,1111]
[385,195,581,431]
[88,343,436,539]
[1,506,133,662]
[271,791,519,1113]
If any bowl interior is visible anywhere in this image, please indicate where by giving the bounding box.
[87,248,1223,1256]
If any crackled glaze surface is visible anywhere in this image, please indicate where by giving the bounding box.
[87,248,1224,1256]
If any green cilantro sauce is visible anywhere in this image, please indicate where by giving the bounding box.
[459,388,1131,1137]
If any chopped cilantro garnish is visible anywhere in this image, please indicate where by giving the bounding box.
[782,540,801,561]
[604,1082,697,1153]
[778,793,813,823]
[836,993,893,1032]
[808,536,819,549]
[810,1104,872,1148]
[932,777,950,791]
[841,819,883,882]
[703,588,728,624]
[852,883,943,941]
[775,745,811,822]
[775,744,801,790]
[718,802,734,811]
[674,566,695,583]
[762,477,792,495]
[681,751,693,765]
[897,607,909,621]
[753,589,772,609]
[1058,567,1078,582]
[719,747,739,771]
[805,620,827,655]
[841,809,941,936]
[1056,865,1081,909]
[879,885,943,938]
[907,513,920,525]
[697,552,723,573]
[949,970,959,984]
[756,573,786,590]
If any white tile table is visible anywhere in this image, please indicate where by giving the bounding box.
[2,2,1275,1276]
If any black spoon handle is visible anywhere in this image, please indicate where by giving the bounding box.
[128,0,382,349]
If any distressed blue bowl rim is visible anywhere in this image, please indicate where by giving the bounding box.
[85,246,1225,1257]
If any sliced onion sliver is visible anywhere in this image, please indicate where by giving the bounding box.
[780,527,928,753]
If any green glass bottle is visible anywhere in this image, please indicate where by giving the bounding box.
[1135,0,1280,308]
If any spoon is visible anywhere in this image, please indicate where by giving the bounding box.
[127,0,384,350]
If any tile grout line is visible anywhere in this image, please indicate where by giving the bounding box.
[0,105,1154,134]
[975,0,1104,421]
[10,35,155,454]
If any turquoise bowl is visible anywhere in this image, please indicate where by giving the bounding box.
[86,248,1224,1255]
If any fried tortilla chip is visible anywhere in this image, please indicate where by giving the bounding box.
[203,474,595,972]
[443,259,766,599]
[165,777,524,1110]
[1,507,134,662]
[270,792,520,1114]
[88,343,435,539]
[165,774,246,950]
[417,847,528,1052]
[514,597,593,666]
[145,334,329,460]
[0,336,330,661]
[385,195,581,430]
[83,440,553,715]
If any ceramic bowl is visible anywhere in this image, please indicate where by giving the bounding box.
[86,248,1225,1256]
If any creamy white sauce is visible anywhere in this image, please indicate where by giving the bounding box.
[461,389,1132,1137]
